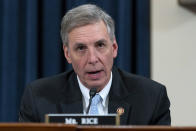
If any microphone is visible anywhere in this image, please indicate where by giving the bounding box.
[86,88,97,114]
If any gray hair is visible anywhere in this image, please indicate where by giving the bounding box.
[60,4,115,46]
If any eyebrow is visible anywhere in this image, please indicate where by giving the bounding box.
[95,39,107,44]
[74,43,85,47]
[73,39,107,48]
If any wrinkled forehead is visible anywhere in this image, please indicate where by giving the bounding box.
[67,20,109,44]
[68,21,109,45]
[68,19,107,34]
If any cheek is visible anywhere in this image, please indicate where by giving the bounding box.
[71,55,87,70]
[101,53,114,67]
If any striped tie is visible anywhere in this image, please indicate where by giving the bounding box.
[89,94,102,115]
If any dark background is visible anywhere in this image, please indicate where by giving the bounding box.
[0,0,150,122]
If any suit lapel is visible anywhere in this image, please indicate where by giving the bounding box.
[58,71,83,114]
[108,67,134,125]
[60,101,83,113]
[108,100,131,125]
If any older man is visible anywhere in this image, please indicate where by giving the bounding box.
[19,4,170,125]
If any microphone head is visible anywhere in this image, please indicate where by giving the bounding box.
[89,88,97,97]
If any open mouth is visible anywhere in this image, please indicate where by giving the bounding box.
[87,70,101,74]
[87,70,103,79]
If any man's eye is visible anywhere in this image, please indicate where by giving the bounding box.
[97,42,105,48]
[76,45,86,51]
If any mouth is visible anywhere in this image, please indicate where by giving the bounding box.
[87,70,101,74]
[86,70,103,79]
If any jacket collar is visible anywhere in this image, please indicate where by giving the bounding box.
[59,71,83,113]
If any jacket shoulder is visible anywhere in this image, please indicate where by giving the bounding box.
[116,68,166,94]
[25,70,75,101]
[29,70,74,90]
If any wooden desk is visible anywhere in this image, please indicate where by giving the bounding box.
[0,123,196,131]
[78,126,196,131]
[0,123,75,131]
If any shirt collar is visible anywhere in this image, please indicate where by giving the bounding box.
[77,72,112,108]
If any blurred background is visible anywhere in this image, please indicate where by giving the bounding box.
[0,0,195,125]
[151,0,196,126]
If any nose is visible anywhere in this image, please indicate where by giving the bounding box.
[88,48,98,65]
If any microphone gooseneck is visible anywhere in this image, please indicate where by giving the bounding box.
[86,88,97,114]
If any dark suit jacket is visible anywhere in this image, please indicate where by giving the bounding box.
[19,67,171,125]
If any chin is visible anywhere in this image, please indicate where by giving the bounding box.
[87,83,102,88]
[87,81,105,90]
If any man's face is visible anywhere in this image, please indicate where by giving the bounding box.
[63,21,118,91]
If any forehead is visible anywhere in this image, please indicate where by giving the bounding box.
[68,21,109,45]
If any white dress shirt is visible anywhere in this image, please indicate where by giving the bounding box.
[77,72,112,115]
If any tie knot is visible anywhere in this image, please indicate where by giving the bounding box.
[91,94,102,105]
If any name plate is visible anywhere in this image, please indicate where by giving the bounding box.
[45,114,119,125]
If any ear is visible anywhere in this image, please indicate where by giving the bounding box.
[63,45,72,64]
[112,38,118,58]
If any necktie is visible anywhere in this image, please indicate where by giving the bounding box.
[89,94,102,115]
